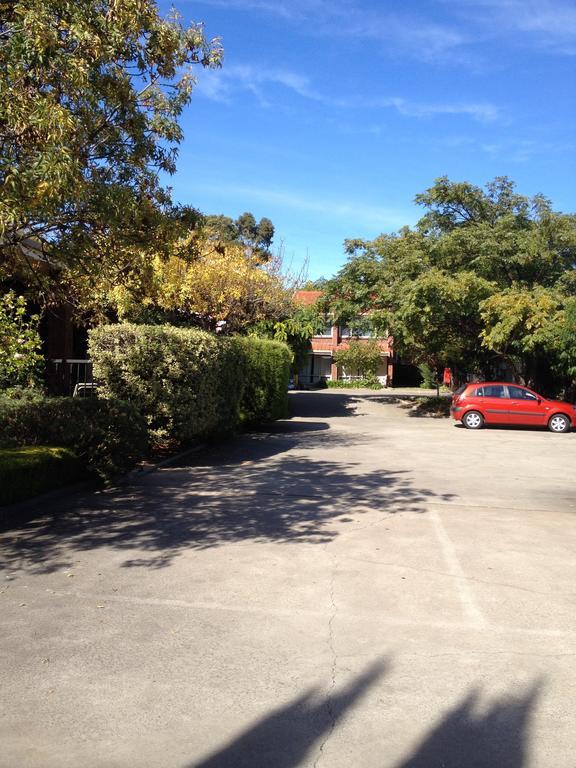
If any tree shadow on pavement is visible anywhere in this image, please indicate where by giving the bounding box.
[190,658,388,768]
[0,416,456,573]
[395,681,542,768]
[288,392,362,419]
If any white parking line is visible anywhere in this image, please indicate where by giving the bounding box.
[429,506,486,629]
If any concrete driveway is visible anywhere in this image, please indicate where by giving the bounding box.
[1,391,575,768]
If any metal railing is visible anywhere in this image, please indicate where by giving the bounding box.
[48,359,97,397]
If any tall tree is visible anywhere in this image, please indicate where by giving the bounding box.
[204,212,275,261]
[323,177,576,390]
[0,0,222,296]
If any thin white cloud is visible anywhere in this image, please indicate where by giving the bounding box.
[187,0,333,22]
[191,181,413,230]
[196,63,500,122]
[342,12,470,63]
[449,0,576,54]
[193,0,576,60]
[370,97,499,122]
[191,0,470,63]
[480,138,576,162]
[196,65,328,106]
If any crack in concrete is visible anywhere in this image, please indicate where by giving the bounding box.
[313,546,339,768]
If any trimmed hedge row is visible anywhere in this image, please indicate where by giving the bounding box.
[326,378,383,390]
[88,324,291,443]
[0,390,148,480]
[0,447,84,506]
[236,336,291,424]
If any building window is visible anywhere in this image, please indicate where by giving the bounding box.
[341,325,373,338]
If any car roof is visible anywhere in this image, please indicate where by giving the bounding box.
[466,381,529,387]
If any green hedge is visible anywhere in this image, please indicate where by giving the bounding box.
[0,393,148,480]
[89,324,291,442]
[235,337,290,423]
[0,447,84,506]
[327,378,383,390]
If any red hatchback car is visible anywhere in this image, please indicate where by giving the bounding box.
[451,382,576,433]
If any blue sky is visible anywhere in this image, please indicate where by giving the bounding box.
[161,0,576,279]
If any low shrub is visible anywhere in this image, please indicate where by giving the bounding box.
[418,363,437,389]
[327,378,383,390]
[0,394,148,480]
[0,386,46,402]
[89,324,291,441]
[333,340,382,379]
[0,446,84,506]
[411,396,451,417]
[0,291,43,389]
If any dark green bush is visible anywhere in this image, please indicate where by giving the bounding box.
[89,324,291,441]
[411,396,451,417]
[0,447,84,506]
[0,395,148,480]
[0,386,46,402]
[234,337,291,423]
[418,363,437,389]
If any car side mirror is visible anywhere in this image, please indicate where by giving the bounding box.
[537,397,542,404]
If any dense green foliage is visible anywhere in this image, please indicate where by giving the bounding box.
[322,177,576,392]
[333,340,383,379]
[205,212,275,261]
[0,291,43,387]
[0,390,148,479]
[252,305,326,372]
[89,324,244,441]
[326,378,382,390]
[235,337,291,423]
[0,446,83,506]
[0,0,222,294]
[418,363,437,389]
[89,324,291,442]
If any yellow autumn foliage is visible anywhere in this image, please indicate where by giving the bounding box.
[111,238,294,332]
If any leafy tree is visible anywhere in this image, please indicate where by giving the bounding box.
[334,340,382,379]
[480,287,563,384]
[323,177,576,390]
[552,297,576,394]
[0,0,222,295]
[204,212,275,260]
[393,269,494,385]
[0,291,43,388]
[110,236,292,333]
[252,306,326,372]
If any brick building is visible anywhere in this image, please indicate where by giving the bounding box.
[294,290,394,386]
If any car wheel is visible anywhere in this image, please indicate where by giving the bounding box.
[548,414,571,433]
[462,410,484,429]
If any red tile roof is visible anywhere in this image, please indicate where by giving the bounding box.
[294,290,323,306]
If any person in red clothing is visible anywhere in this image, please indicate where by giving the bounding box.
[442,367,453,388]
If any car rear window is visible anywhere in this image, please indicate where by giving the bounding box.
[487,385,507,398]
